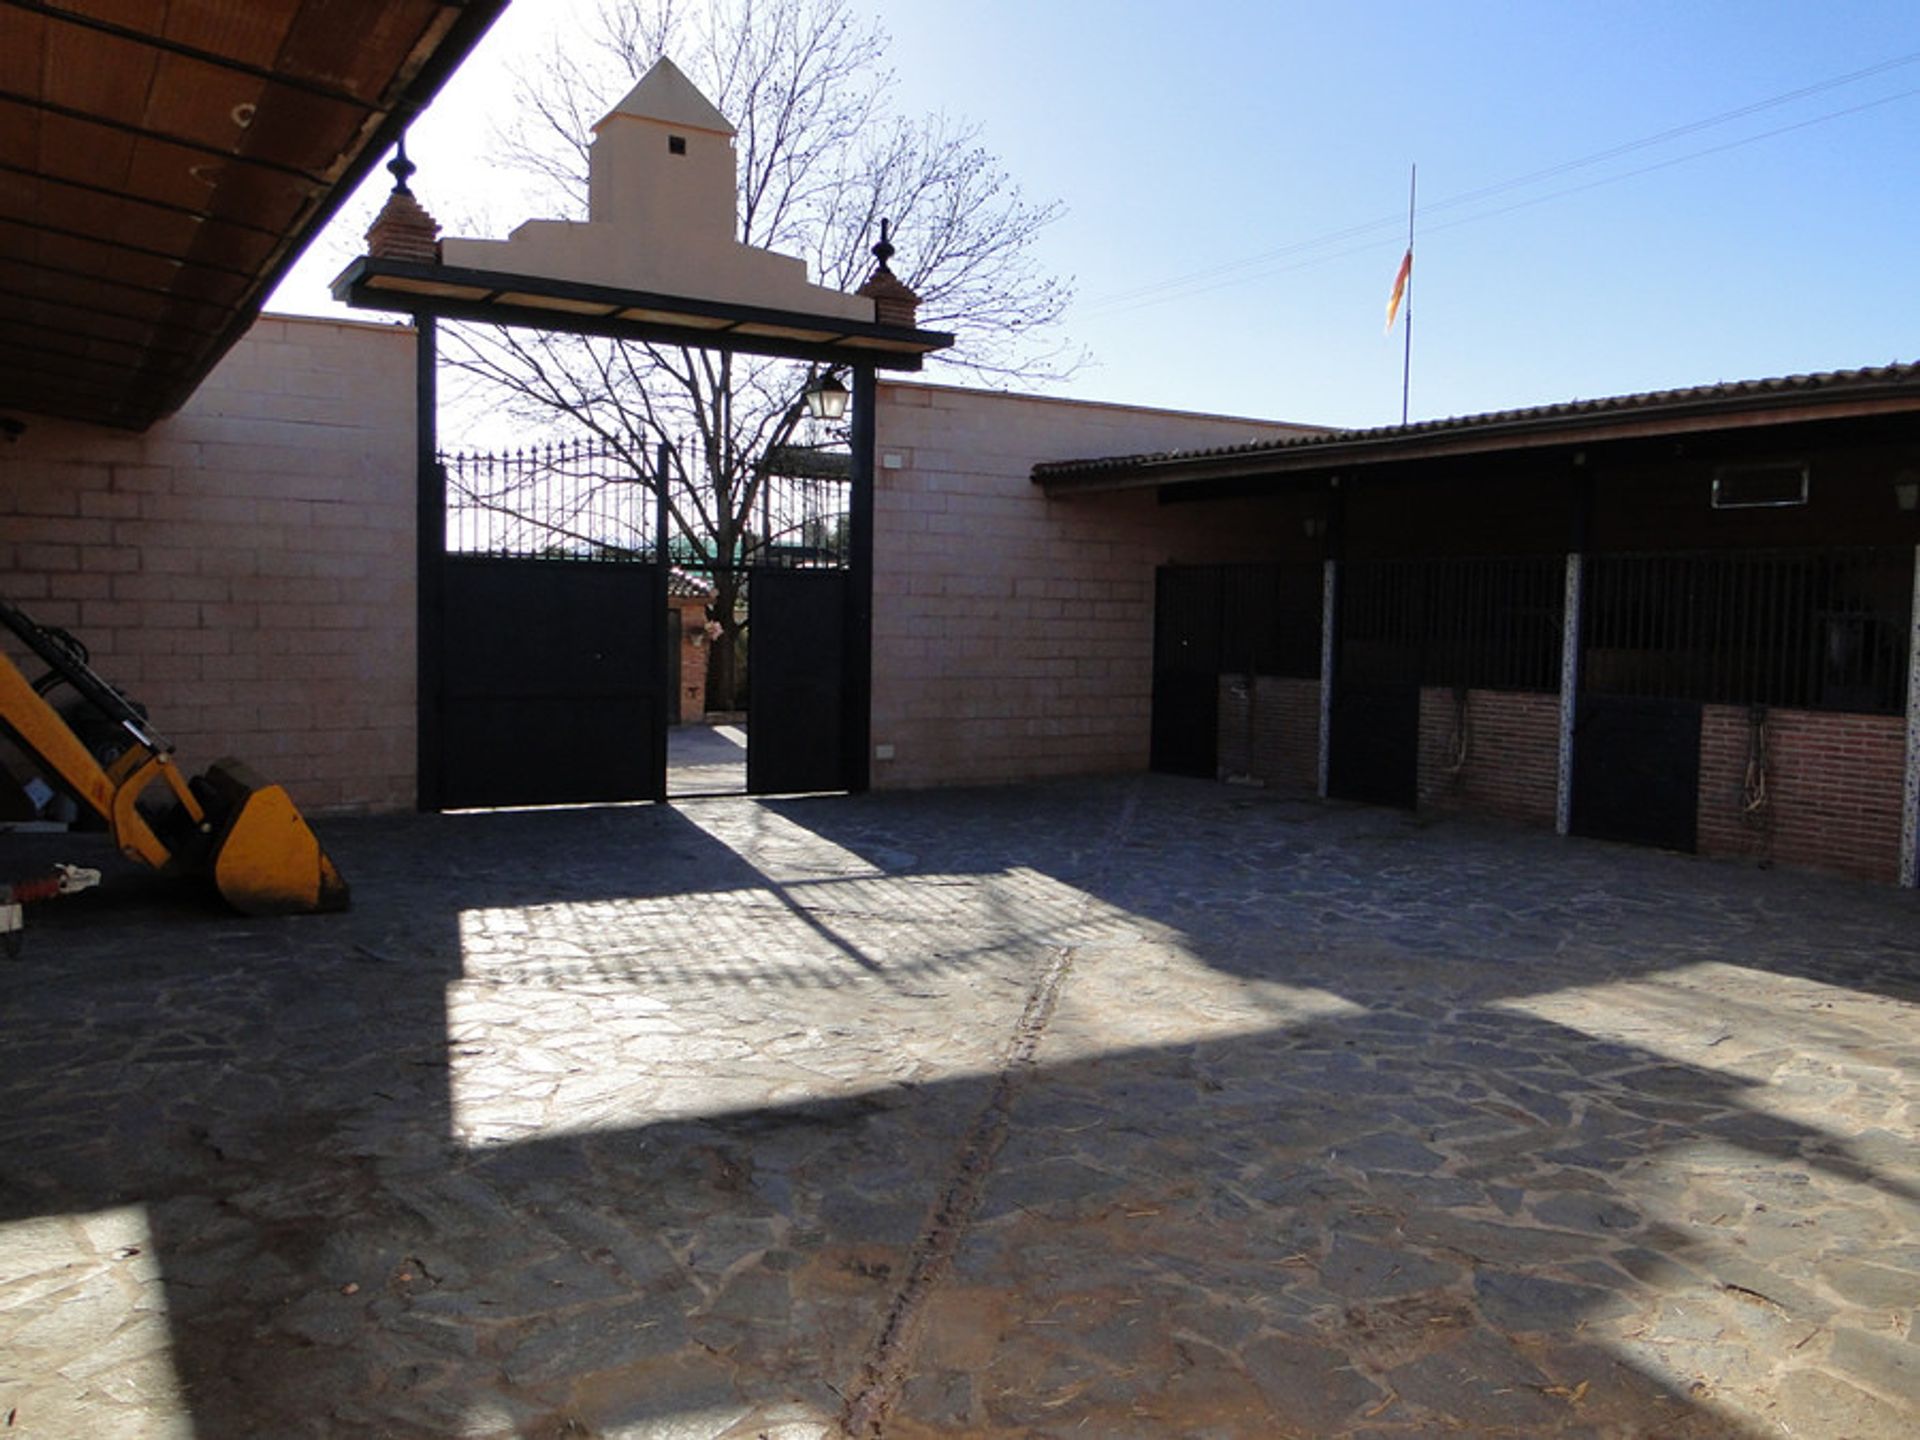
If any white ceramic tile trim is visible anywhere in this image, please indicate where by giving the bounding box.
[1900,545,1920,887]
[1319,559,1337,800]
[1557,552,1584,837]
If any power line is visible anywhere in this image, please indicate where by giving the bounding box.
[1420,84,1920,242]
[1074,49,1920,318]
[1418,47,1920,220]
[1083,83,1920,320]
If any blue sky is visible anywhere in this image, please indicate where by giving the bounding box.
[275,1,1920,429]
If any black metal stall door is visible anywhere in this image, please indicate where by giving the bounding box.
[1150,567,1225,777]
[1327,559,1424,810]
[1570,696,1702,852]
[438,556,662,808]
[747,567,848,794]
[1326,680,1420,808]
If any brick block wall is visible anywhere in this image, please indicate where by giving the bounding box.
[1417,688,1560,827]
[1217,675,1321,794]
[872,384,1325,789]
[0,315,416,813]
[1697,705,1905,883]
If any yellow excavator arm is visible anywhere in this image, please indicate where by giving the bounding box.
[0,599,348,915]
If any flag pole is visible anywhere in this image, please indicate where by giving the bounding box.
[1401,163,1416,426]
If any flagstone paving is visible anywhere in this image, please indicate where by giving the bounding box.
[2,776,1917,1438]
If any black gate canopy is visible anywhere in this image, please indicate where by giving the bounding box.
[332,256,954,369]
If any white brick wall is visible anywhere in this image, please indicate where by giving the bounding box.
[1,314,417,813]
[872,383,1323,789]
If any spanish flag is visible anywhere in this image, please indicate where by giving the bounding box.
[1384,248,1412,333]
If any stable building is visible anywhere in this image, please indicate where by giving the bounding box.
[865,369,1920,885]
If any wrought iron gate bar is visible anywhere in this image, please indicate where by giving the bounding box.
[437,436,852,569]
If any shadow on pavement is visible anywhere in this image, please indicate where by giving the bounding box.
[1,777,1915,1436]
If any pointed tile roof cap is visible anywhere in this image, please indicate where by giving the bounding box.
[596,57,735,136]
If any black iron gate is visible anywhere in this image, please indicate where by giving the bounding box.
[429,443,669,809]
[437,555,664,808]
[746,567,849,794]
[430,436,866,805]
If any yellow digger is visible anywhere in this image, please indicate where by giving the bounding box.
[0,598,348,916]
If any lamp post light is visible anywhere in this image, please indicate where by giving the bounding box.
[802,372,849,422]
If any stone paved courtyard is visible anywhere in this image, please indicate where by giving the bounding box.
[2,776,1917,1438]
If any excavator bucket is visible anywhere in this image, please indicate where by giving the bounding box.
[3,599,350,918]
[196,760,350,916]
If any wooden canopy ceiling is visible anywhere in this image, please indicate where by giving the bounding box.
[0,0,508,430]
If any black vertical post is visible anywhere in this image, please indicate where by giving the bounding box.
[1567,452,1594,697]
[1569,454,1595,555]
[1318,476,1346,799]
[1325,475,1347,672]
[414,314,443,812]
[845,364,877,792]
[652,441,673,802]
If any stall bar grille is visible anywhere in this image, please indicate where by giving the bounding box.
[1582,546,1913,715]
[1338,554,1566,693]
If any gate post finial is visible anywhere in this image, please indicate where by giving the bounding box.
[366,133,442,263]
[859,217,920,328]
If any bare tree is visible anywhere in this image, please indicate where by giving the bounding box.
[439,0,1079,710]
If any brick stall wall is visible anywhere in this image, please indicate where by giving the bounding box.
[1417,687,1560,827]
[1217,675,1321,794]
[0,315,416,813]
[872,383,1326,789]
[1697,705,1905,883]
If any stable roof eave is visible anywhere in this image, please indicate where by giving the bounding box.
[1033,362,1920,495]
[332,255,954,370]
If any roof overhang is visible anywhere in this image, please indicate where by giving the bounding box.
[331,255,955,370]
[1035,365,1920,497]
[0,0,510,431]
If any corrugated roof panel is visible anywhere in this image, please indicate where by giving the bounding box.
[278,0,445,98]
[0,11,48,94]
[161,1,301,70]
[42,19,160,123]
